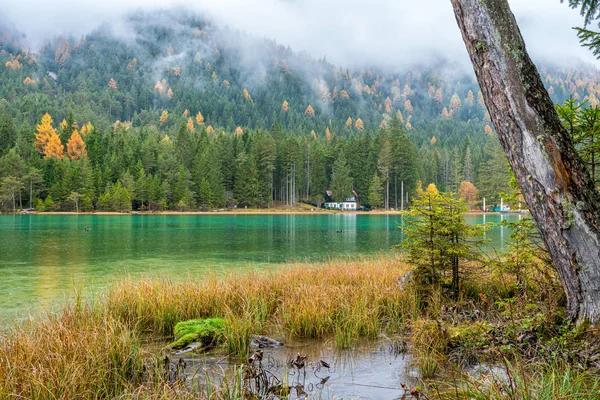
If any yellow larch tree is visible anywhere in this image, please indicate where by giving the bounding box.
[430,136,437,145]
[304,105,315,117]
[196,112,205,125]
[355,118,364,131]
[235,126,244,136]
[67,129,87,160]
[127,58,137,69]
[187,118,195,133]
[167,88,173,100]
[159,110,169,126]
[441,107,451,119]
[434,88,443,105]
[243,88,253,102]
[35,113,59,156]
[44,132,64,160]
[484,125,494,135]
[465,90,475,106]
[80,122,93,136]
[384,97,392,113]
[326,127,332,141]
[282,100,289,112]
[206,126,215,134]
[345,117,353,128]
[403,100,414,114]
[311,130,317,140]
[396,110,404,124]
[182,109,189,118]
[450,93,462,111]
[108,78,117,90]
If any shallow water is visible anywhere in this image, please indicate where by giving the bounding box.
[181,338,414,400]
[0,213,522,316]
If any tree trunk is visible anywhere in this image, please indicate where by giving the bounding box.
[451,0,600,323]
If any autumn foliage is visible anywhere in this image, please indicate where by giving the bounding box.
[159,110,169,125]
[355,118,365,131]
[458,181,479,209]
[35,113,64,159]
[67,130,87,160]
[196,112,205,125]
[304,105,315,117]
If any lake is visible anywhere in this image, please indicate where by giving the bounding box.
[0,213,521,316]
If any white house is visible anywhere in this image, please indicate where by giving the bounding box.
[341,197,358,211]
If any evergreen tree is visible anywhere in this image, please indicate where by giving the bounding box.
[330,153,353,202]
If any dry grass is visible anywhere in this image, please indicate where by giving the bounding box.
[0,255,414,399]
[105,255,414,352]
[0,306,144,399]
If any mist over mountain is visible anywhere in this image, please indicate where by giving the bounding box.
[0,7,599,212]
[1,8,598,135]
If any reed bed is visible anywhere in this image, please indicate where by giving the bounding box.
[0,255,415,399]
[0,306,144,399]
[105,255,414,351]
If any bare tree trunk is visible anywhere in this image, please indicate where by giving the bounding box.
[451,0,600,323]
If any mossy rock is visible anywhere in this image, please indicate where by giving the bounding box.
[171,318,227,349]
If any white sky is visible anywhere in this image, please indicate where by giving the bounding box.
[2,0,597,69]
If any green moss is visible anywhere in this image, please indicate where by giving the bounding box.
[170,318,227,349]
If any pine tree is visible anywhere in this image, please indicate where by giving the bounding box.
[330,153,353,202]
[368,173,384,209]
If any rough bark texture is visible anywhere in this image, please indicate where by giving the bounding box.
[451,0,600,324]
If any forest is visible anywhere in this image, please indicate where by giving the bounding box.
[0,9,598,211]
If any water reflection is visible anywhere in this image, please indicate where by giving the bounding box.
[0,213,522,315]
[188,338,413,400]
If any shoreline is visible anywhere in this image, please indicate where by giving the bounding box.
[3,209,517,216]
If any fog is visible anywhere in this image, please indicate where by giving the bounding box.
[1,0,597,70]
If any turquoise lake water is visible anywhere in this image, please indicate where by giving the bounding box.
[0,213,521,316]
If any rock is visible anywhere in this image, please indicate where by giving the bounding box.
[170,318,227,350]
[250,335,284,348]
[173,341,204,355]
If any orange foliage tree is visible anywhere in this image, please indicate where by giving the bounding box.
[187,118,195,133]
[67,130,87,160]
[35,113,64,158]
[159,110,169,126]
[304,105,315,117]
[355,118,365,131]
[196,111,205,125]
[458,181,478,209]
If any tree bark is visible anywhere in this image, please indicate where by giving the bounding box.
[451,0,600,323]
